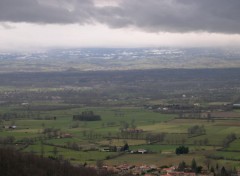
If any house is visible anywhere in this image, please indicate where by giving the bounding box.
[163,107,169,111]
[21,102,29,106]
[233,104,240,109]
[194,103,200,107]
[9,125,17,129]
[138,149,147,154]
[162,166,177,175]
[100,148,111,152]
[130,149,148,154]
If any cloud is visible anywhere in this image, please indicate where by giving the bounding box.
[0,0,240,34]
[99,0,240,34]
[0,22,16,29]
[0,0,94,24]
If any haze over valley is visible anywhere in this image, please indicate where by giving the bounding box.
[1,47,240,72]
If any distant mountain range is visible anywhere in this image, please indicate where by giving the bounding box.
[0,48,240,72]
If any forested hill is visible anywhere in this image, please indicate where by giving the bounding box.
[0,148,112,176]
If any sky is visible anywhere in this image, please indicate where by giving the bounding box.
[1,0,240,51]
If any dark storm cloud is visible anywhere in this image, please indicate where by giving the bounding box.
[0,0,94,24]
[99,0,240,33]
[0,0,240,33]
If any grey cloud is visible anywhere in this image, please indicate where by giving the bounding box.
[0,0,240,33]
[100,0,240,33]
[0,0,93,24]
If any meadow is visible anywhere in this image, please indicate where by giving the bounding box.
[1,69,240,170]
[1,102,240,169]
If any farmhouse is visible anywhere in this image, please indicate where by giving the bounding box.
[233,104,240,109]
[21,102,29,106]
[100,148,111,152]
[131,149,148,154]
[138,149,147,154]
[9,125,17,129]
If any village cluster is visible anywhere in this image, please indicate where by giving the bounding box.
[101,164,229,176]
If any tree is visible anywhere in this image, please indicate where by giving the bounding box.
[121,121,129,129]
[52,146,58,158]
[231,167,238,176]
[73,111,101,121]
[123,143,129,151]
[196,166,203,174]
[204,159,211,170]
[221,166,227,176]
[188,125,206,136]
[222,133,237,147]
[178,161,186,171]
[107,132,112,138]
[82,130,87,137]
[210,166,215,173]
[176,146,189,155]
[207,113,212,122]
[203,138,209,145]
[6,136,15,144]
[191,158,197,173]
[130,119,136,129]
[110,146,117,152]
[40,140,45,157]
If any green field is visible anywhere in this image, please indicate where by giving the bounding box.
[211,151,240,160]
[1,102,240,168]
[129,144,216,153]
[225,139,240,151]
[23,144,117,164]
[105,153,205,167]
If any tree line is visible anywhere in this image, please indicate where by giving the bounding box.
[73,111,101,121]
